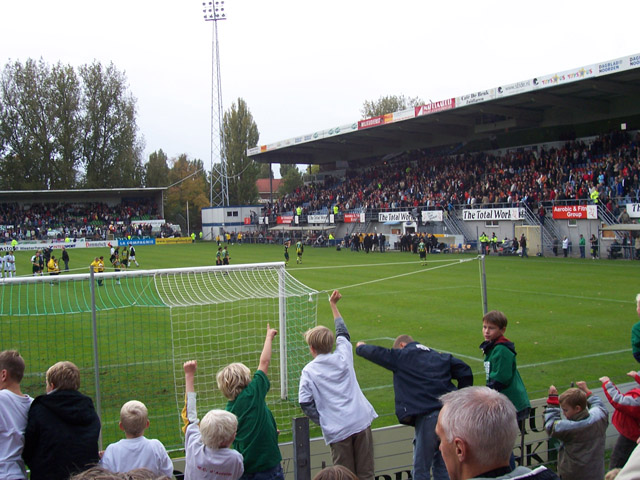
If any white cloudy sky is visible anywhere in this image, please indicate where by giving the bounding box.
[1,1,638,176]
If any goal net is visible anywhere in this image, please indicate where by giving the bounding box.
[0,262,318,450]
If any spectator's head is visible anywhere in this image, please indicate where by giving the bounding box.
[559,387,587,420]
[216,363,251,400]
[0,350,26,386]
[304,326,334,356]
[120,400,149,437]
[482,310,507,342]
[46,360,80,392]
[200,409,238,449]
[393,335,414,349]
[437,387,519,480]
[126,468,171,480]
[313,465,358,480]
[68,466,123,479]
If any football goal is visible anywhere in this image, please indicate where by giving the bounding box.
[0,262,318,450]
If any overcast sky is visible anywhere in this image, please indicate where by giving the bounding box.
[1,1,639,177]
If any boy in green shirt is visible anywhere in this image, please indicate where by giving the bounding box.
[480,310,531,466]
[216,324,283,479]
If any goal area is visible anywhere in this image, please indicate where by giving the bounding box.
[0,262,318,450]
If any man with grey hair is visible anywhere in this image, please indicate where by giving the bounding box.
[436,387,559,480]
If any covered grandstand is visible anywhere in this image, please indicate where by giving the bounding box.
[248,53,640,255]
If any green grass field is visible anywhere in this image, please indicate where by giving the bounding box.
[4,242,639,449]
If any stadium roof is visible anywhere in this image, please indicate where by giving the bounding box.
[249,53,640,166]
[0,187,166,204]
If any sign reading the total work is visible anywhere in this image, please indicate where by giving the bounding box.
[552,205,598,220]
[378,212,415,222]
[462,208,524,221]
[626,204,640,218]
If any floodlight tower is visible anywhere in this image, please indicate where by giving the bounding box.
[202,1,228,208]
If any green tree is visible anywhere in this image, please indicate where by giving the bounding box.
[222,98,260,205]
[165,154,209,231]
[0,59,81,189]
[145,149,170,187]
[278,165,303,196]
[280,163,298,178]
[258,162,273,179]
[79,61,143,188]
[360,94,424,118]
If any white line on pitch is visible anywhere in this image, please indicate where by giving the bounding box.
[491,288,633,304]
[293,258,472,270]
[517,348,631,368]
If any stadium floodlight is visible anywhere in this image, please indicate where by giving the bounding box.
[201,1,229,214]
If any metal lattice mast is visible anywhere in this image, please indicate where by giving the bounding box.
[202,1,228,207]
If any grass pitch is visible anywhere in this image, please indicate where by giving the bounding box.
[5,242,639,447]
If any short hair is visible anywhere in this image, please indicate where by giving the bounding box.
[393,335,414,349]
[0,350,26,383]
[304,326,334,354]
[439,387,519,467]
[313,465,358,480]
[69,466,124,479]
[559,387,587,410]
[46,361,80,391]
[200,409,238,449]
[120,400,149,437]
[636,293,640,304]
[216,363,251,400]
[126,468,171,480]
[483,310,508,329]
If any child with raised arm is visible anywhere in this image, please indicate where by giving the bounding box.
[544,381,608,480]
[0,350,33,480]
[100,400,173,477]
[600,371,640,469]
[182,360,244,480]
[216,324,283,480]
[299,290,377,480]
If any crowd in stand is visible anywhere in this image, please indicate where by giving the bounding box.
[268,131,640,218]
[0,200,163,241]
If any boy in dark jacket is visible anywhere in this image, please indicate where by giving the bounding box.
[356,335,472,480]
[23,361,101,480]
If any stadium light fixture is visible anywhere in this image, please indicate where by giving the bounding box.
[200,0,229,219]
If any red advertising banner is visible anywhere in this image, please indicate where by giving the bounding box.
[415,98,455,116]
[552,205,597,220]
[344,213,362,223]
[276,215,294,224]
[358,115,385,130]
[244,217,251,225]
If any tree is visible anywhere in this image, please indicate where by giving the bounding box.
[360,94,424,119]
[165,154,209,232]
[278,165,303,196]
[258,162,273,179]
[222,98,260,205]
[79,61,144,188]
[145,149,170,187]
[280,163,298,178]
[0,59,81,189]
